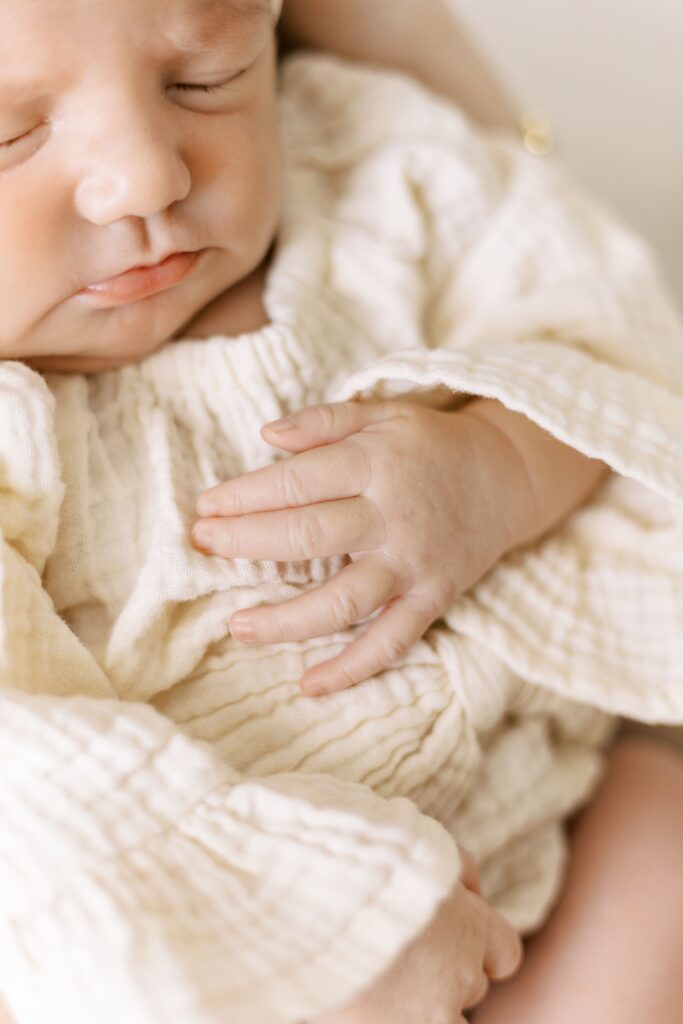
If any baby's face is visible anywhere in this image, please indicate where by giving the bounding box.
[0,0,282,372]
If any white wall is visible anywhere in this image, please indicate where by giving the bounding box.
[452,0,683,310]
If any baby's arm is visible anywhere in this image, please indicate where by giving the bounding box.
[279,0,519,130]
[459,397,610,552]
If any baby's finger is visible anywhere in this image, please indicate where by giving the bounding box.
[301,590,440,696]
[230,555,403,645]
[458,846,482,895]
[193,496,382,561]
[197,438,368,518]
[483,908,523,982]
[463,972,490,1011]
[260,399,406,451]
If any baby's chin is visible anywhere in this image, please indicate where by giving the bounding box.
[18,244,272,376]
[24,250,243,374]
[24,318,180,374]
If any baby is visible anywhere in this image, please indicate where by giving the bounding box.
[1,1,683,1022]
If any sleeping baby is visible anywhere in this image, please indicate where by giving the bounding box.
[1,0,683,1022]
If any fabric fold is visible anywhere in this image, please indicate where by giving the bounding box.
[0,686,459,1024]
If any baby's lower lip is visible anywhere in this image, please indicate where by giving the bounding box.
[77,250,206,306]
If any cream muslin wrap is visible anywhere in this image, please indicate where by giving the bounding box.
[0,54,681,1024]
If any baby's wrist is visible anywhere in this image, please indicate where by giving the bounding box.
[459,397,610,550]
[456,398,538,553]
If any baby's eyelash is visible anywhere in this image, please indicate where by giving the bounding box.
[174,70,247,95]
[0,127,36,149]
[174,83,226,95]
[0,73,248,151]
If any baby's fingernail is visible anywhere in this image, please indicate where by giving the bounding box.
[263,416,295,433]
[302,680,328,697]
[192,524,213,551]
[230,617,256,643]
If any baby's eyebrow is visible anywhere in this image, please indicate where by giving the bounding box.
[173,0,273,52]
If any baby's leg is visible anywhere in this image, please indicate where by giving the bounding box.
[474,737,683,1023]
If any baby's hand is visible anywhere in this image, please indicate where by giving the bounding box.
[193,400,532,695]
[312,848,522,1024]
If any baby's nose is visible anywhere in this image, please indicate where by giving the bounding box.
[74,114,192,225]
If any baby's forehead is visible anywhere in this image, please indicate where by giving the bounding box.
[0,0,281,60]
[1,0,280,19]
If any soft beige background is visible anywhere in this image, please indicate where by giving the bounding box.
[453,0,682,310]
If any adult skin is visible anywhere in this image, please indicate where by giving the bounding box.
[279,0,519,130]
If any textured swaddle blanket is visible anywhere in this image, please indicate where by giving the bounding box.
[0,53,682,1024]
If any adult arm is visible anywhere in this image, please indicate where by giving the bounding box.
[279,0,519,130]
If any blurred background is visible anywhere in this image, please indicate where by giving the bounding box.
[452,0,682,310]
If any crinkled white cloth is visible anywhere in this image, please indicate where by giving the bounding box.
[0,53,682,1024]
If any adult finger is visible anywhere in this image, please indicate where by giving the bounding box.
[301,589,440,696]
[196,438,369,518]
[230,555,403,644]
[260,399,409,451]
[483,906,523,982]
[192,495,383,561]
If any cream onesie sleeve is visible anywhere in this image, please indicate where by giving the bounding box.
[273,54,683,723]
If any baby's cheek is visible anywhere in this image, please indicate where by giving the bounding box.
[191,42,283,273]
[234,125,284,264]
[230,70,284,264]
[0,200,48,355]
